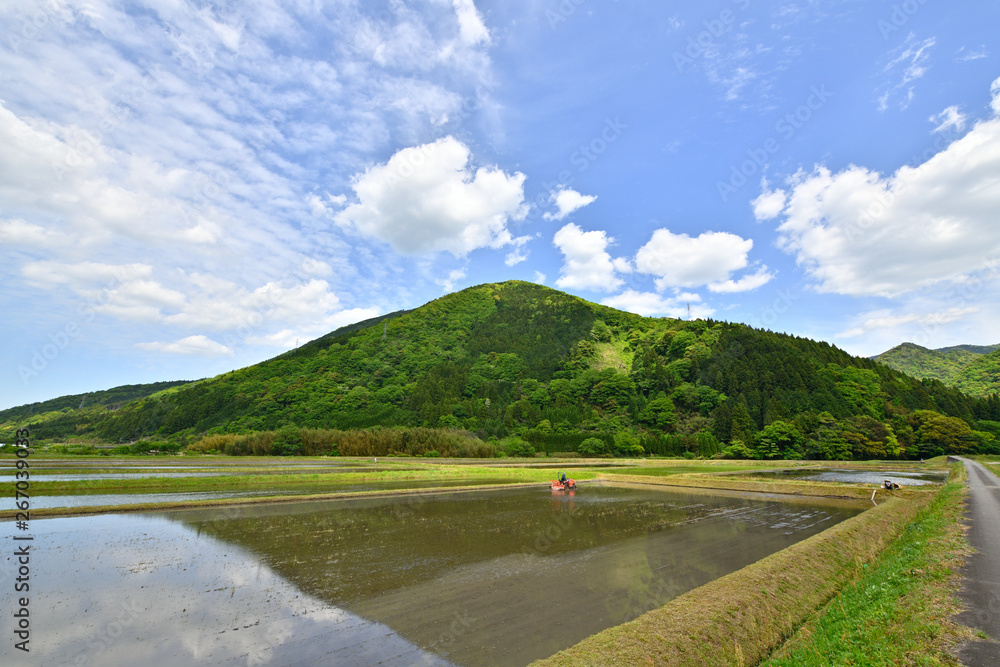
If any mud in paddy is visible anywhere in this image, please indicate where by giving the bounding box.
[2,485,863,666]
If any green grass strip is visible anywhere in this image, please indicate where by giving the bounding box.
[762,468,974,666]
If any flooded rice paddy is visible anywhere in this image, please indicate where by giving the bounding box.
[3,485,863,666]
[738,467,948,486]
[30,478,521,509]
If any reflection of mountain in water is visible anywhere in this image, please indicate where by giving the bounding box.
[165,486,862,667]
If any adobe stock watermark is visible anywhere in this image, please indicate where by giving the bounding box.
[717,85,832,202]
[434,610,478,650]
[5,1,72,53]
[246,620,288,667]
[545,0,590,29]
[672,0,752,72]
[52,68,163,183]
[746,286,800,331]
[519,501,582,558]
[62,599,141,666]
[877,0,932,40]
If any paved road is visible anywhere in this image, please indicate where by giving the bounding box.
[954,457,1000,665]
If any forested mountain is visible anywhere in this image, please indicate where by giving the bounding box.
[953,349,1000,398]
[874,342,1000,395]
[4,281,999,460]
[0,381,190,440]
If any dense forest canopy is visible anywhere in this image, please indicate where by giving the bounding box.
[4,281,998,459]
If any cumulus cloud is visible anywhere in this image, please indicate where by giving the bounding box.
[752,189,787,221]
[601,290,714,319]
[335,137,527,256]
[634,228,765,291]
[136,335,233,356]
[543,188,597,221]
[758,79,1000,298]
[552,223,625,292]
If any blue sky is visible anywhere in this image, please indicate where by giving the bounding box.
[2,0,1000,411]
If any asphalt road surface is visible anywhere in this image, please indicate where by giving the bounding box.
[954,457,1000,665]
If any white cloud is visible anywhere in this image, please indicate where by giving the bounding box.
[22,261,154,287]
[930,105,967,134]
[955,46,988,62]
[993,75,1000,114]
[162,278,343,331]
[136,335,233,356]
[452,0,490,46]
[553,223,625,292]
[634,228,758,291]
[0,219,66,247]
[836,306,980,339]
[335,137,527,256]
[708,267,774,293]
[532,271,546,284]
[543,188,597,221]
[0,0,501,367]
[877,34,935,112]
[752,189,787,221]
[612,257,634,274]
[19,259,366,348]
[601,290,714,319]
[246,307,381,348]
[437,268,466,292]
[300,258,332,277]
[503,234,533,266]
[767,81,1000,298]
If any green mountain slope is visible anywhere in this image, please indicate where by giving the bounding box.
[953,349,1000,397]
[872,343,977,384]
[0,381,191,442]
[873,342,1000,396]
[4,281,1000,459]
[936,344,1000,356]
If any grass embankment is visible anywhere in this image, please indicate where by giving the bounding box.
[12,481,550,519]
[6,463,600,518]
[27,463,586,496]
[534,476,947,666]
[597,471,898,502]
[762,465,974,665]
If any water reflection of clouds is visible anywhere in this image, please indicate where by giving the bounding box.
[4,514,452,667]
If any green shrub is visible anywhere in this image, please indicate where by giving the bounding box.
[578,437,608,456]
[499,437,536,458]
[717,441,755,459]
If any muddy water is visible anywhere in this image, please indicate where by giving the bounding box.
[741,467,947,486]
[30,478,522,509]
[2,486,862,666]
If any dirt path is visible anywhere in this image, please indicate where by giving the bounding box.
[954,457,1000,665]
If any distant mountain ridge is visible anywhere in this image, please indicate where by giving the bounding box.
[873,342,1000,396]
[3,281,1000,459]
